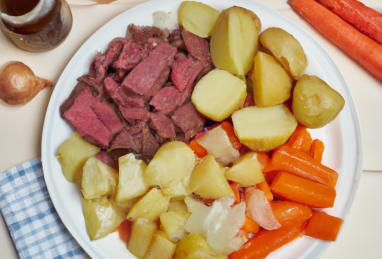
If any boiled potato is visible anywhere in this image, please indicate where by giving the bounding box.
[178,1,219,38]
[175,234,226,259]
[253,51,292,107]
[145,141,196,198]
[168,199,189,214]
[82,197,125,240]
[211,6,261,76]
[127,188,169,221]
[57,132,99,183]
[232,105,297,151]
[189,155,233,199]
[225,152,265,187]
[191,69,247,121]
[128,219,157,258]
[144,231,176,259]
[260,27,307,79]
[160,211,189,242]
[115,154,148,204]
[292,75,345,128]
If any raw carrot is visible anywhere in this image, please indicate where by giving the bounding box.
[287,125,312,152]
[305,211,343,241]
[230,182,241,204]
[118,220,132,244]
[221,121,242,150]
[229,223,305,259]
[317,0,382,44]
[256,181,274,201]
[271,201,312,227]
[265,145,338,187]
[310,139,325,162]
[289,0,382,82]
[241,215,260,234]
[271,172,336,208]
[188,140,208,158]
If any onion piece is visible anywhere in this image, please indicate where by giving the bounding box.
[0,61,52,105]
[245,187,281,230]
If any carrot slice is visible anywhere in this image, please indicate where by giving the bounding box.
[271,201,312,227]
[271,172,336,208]
[229,223,305,259]
[230,182,241,204]
[289,0,382,82]
[265,145,338,187]
[221,121,242,150]
[188,140,208,158]
[118,220,132,244]
[256,181,273,201]
[310,139,325,162]
[241,215,260,234]
[287,125,312,152]
[305,211,343,241]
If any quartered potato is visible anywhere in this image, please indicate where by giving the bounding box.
[232,105,297,151]
[260,27,307,79]
[175,234,226,259]
[292,75,345,128]
[128,219,157,258]
[178,1,220,38]
[210,6,261,76]
[57,132,99,183]
[253,51,292,107]
[82,197,125,240]
[160,211,189,242]
[144,231,176,259]
[168,199,189,214]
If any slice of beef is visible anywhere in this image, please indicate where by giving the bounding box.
[60,82,89,116]
[94,53,108,83]
[177,80,194,106]
[171,102,206,139]
[141,126,160,158]
[171,54,203,91]
[150,113,176,139]
[110,125,143,153]
[149,86,182,114]
[119,105,149,121]
[78,74,103,95]
[169,29,185,50]
[113,40,143,70]
[122,42,177,97]
[91,100,124,135]
[105,77,145,108]
[96,149,129,170]
[127,24,169,44]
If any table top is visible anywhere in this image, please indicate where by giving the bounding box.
[1,0,382,258]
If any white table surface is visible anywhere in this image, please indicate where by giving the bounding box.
[1,0,382,258]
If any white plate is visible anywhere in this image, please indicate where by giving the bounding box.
[41,0,362,258]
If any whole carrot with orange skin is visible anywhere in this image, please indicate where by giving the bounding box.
[310,139,325,162]
[265,145,338,187]
[305,211,343,241]
[189,140,208,158]
[229,223,305,259]
[271,172,336,208]
[289,0,382,82]
[287,125,312,152]
[271,201,312,227]
[257,181,274,201]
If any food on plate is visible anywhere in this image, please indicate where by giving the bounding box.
[210,6,261,76]
[178,1,220,38]
[168,200,189,214]
[259,28,307,79]
[232,105,298,151]
[271,201,312,227]
[289,0,382,81]
[160,210,189,242]
[0,61,52,105]
[292,75,345,128]
[144,231,177,259]
[128,219,157,258]
[175,234,226,259]
[191,69,247,121]
[57,133,99,183]
[305,211,343,241]
[252,51,292,106]
[287,125,313,152]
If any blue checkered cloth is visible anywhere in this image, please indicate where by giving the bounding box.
[0,159,87,259]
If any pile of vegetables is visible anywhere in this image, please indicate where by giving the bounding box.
[57,1,347,258]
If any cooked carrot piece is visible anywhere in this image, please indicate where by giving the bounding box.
[230,182,241,204]
[256,181,273,201]
[305,211,343,241]
[271,201,312,227]
[229,223,305,259]
[263,170,279,184]
[189,140,208,158]
[221,121,242,150]
[310,139,325,162]
[265,145,338,187]
[287,125,312,152]
[271,172,336,208]
[256,152,270,168]
[241,215,260,234]
[118,220,132,244]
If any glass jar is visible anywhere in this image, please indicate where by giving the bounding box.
[0,0,73,52]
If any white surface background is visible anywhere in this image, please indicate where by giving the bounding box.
[0,0,382,258]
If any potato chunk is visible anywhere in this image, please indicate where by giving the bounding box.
[178,1,219,38]
[292,75,345,128]
[168,199,189,214]
[189,155,233,199]
[57,133,99,183]
[253,51,292,107]
[260,27,307,79]
[175,234,226,259]
[225,152,265,187]
[128,219,157,258]
[232,105,297,151]
[82,197,125,240]
[127,188,169,221]
[160,211,189,242]
[211,6,261,76]
[192,69,247,121]
[81,157,118,199]
[144,231,176,259]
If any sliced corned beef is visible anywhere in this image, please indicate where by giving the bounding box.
[115,69,128,82]
[171,102,206,139]
[128,24,169,44]
[169,29,186,50]
[105,76,145,107]
[110,125,143,153]
[119,105,149,121]
[60,82,89,116]
[104,37,126,66]
[96,149,129,170]
[171,54,203,91]
[149,86,181,114]
[113,40,142,70]
[94,54,108,83]
[78,74,104,95]
[150,113,176,139]
[122,42,177,97]
[142,127,159,158]
[91,100,124,135]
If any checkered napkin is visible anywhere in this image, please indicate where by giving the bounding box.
[0,159,87,259]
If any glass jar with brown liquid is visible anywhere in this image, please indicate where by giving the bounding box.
[0,0,72,52]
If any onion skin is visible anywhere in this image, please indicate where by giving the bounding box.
[0,61,52,105]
